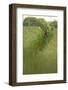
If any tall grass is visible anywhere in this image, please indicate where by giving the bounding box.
[23,26,57,74]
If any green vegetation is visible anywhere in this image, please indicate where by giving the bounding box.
[23,17,57,74]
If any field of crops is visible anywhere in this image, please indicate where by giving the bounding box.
[23,25,57,74]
